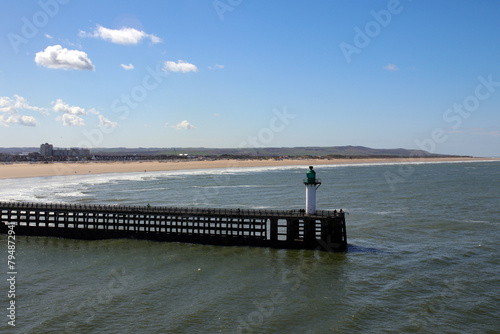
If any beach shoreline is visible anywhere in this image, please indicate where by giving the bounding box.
[0,157,499,180]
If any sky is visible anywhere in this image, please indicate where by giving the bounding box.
[1,0,499,157]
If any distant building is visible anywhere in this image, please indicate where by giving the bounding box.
[40,143,90,157]
[40,143,53,157]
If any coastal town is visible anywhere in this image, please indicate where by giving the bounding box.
[0,143,492,180]
[0,143,472,164]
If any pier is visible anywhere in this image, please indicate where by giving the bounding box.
[0,166,347,251]
[0,201,347,251]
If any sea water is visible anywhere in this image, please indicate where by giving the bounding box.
[1,161,499,333]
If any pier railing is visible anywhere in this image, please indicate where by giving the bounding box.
[0,201,347,251]
[0,201,341,219]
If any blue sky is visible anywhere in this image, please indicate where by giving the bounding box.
[1,0,499,157]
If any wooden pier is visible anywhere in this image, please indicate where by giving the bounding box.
[0,201,347,252]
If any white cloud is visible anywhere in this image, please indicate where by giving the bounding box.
[176,120,195,130]
[0,95,46,127]
[45,33,53,39]
[120,63,135,70]
[52,99,86,126]
[0,114,17,127]
[163,60,198,73]
[98,114,118,128]
[87,108,99,115]
[56,113,85,126]
[88,108,117,128]
[79,25,161,45]
[208,64,224,70]
[52,99,86,115]
[51,99,117,128]
[0,95,47,114]
[0,114,38,127]
[35,45,95,70]
[384,63,399,71]
[18,115,38,127]
[1,95,118,128]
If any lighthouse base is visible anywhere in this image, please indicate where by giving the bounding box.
[305,184,317,215]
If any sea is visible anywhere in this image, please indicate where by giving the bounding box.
[1,160,499,333]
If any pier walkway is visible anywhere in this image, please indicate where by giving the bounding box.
[0,201,347,251]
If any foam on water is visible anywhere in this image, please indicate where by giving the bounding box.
[2,159,498,203]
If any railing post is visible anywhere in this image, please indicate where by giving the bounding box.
[286,219,300,242]
[303,218,316,245]
[269,218,278,242]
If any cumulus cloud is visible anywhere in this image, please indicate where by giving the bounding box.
[176,120,195,130]
[0,95,46,127]
[163,60,198,73]
[79,25,161,45]
[88,108,117,128]
[18,115,38,126]
[52,99,86,115]
[0,95,47,114]
[120,63,134,70]
[52,99,118,128]
[1,95,118,128]
[52,99,87,126]
[150,35,162,44]
[35,45,95,70]
[97,114,118,128]
[208,64,224,70]
[0,114,37,127]
[0,114,14,126]
[56,113,85,127]
[384,63,399,71]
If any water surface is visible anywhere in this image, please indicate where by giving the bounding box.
[1,161,499,333]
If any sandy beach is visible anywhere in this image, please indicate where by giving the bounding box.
[0,157,498,180]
